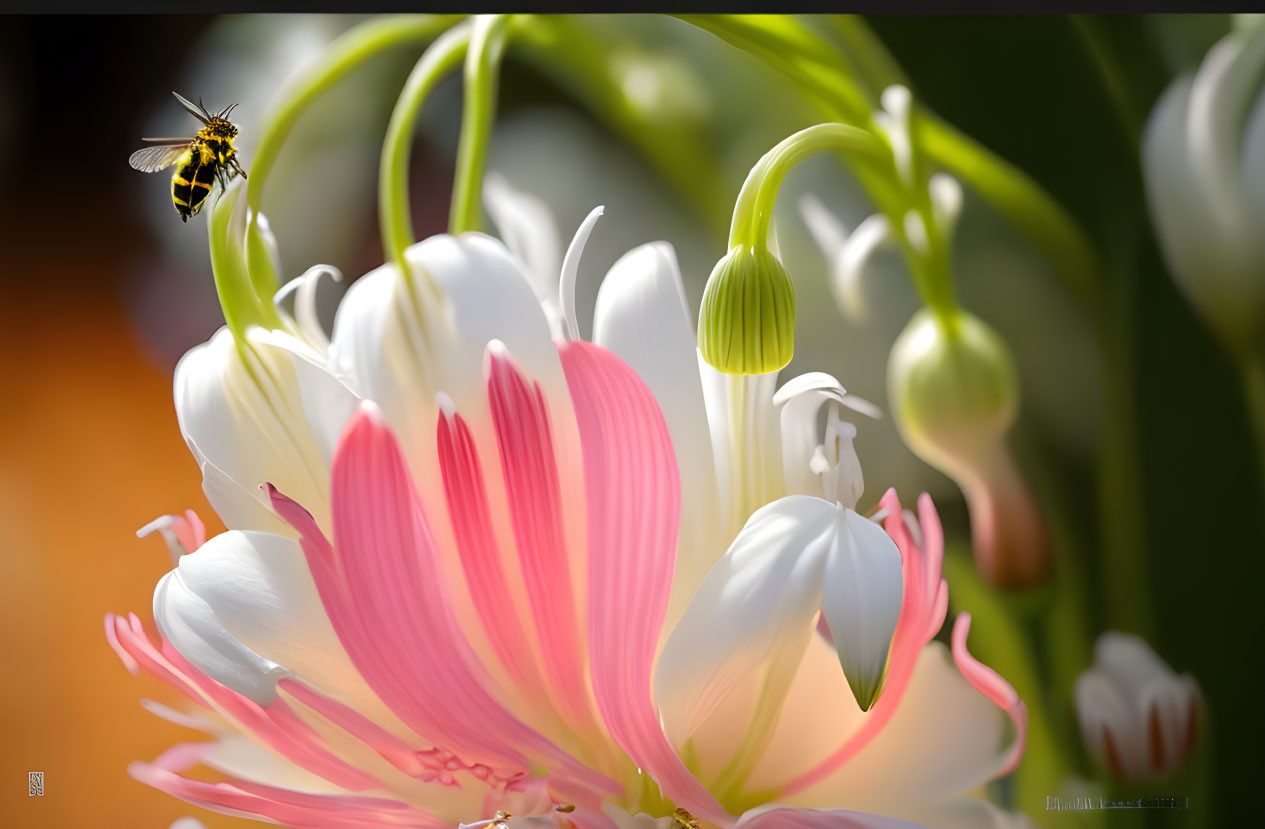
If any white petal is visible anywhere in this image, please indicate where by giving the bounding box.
[274,264,343,351]
[559,205,605,341]
[820,508,903,710]
[1186,29,1265,235]
[1075,667,1142,780]
[774,372,874,505]
[174,326,359,534]
[593,242,723,621]
[153,567,286,705]
[799,193,849,261]
[484,171,563,308]
[786,643,1008,815]
[699,356,785,532]
[655,495,840,747]
[833,214,893,321]
[175,530,416,741]
[170,819,208,829]
[1092,632,1174,700]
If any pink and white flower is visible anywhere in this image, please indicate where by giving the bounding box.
[108,186,1028,828]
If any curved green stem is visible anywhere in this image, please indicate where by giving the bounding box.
[675,14,871,122]
[208,184,281,341]
[729,123,882,249]
[380,21,473,275]
[680,14,1106,326]
[241,14,460,297]
[449,14,512,235]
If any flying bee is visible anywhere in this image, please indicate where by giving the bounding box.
[129,92,247,222]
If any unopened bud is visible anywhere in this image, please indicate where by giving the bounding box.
[888,308,1050,589]
[697,245,796,375]
[1075,633,1202,783]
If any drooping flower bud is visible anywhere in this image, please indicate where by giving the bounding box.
[1075,633,1203,783]
[888,308,1051,590]
[1142,25,1265,358]
[697,244,796,375]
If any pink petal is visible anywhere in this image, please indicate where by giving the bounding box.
[486,344,593,727]
[558,340,728,826]
[278,676,484,784]
[950,612,1027,778]
[268,411,617,797]
[436,395,545,695]
[106,613,383,792]
[129,742,448,829]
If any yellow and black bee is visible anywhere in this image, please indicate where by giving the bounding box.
[128,92,247,222]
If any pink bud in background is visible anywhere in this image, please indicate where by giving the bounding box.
[1075,632,1203,783]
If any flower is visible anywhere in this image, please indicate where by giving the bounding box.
[108,179,1028,828]
[1074,632,1202,784]
[1142,22,1265,358]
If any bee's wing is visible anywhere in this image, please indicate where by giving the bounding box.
[128,142,190,173]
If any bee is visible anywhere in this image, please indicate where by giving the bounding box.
[128,92,247,222]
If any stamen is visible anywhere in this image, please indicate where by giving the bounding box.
[673,807,700,828]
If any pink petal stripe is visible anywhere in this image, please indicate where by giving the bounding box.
[130,742,447,829]
[267,414,618,798]
[278,676,485,785]
[950,612,1027,778]
[736,805,927,828]
[160,642,382,792]
[778,490,948,797]
[436,395,546,696]
[106,612,210,700]
[486,344,593,728]
[106,612,384,792]
[558,340,729,826]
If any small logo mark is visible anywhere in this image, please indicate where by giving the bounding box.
[28,771,44,797]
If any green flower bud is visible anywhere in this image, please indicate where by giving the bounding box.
[888,308,1016,470]
[697,245,796,375]
[889,308,1050,590]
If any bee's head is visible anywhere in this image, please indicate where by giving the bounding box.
[206,117,239,138]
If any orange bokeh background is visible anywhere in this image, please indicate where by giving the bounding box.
[0,271,252,828]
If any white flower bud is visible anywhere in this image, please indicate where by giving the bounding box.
[1142,26,1265,356]
[1075,632,1202,783]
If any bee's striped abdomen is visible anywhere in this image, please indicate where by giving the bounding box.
[170,144,217,222]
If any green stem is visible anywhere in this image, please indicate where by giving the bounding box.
[380,21,473,275]
[917,118,1106,326]
[825,14,911,95]
[449,14,512,235]
[242,14,461,298]
[674,14,872,122]
[208,184,281,341]
[728,123,883,250]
